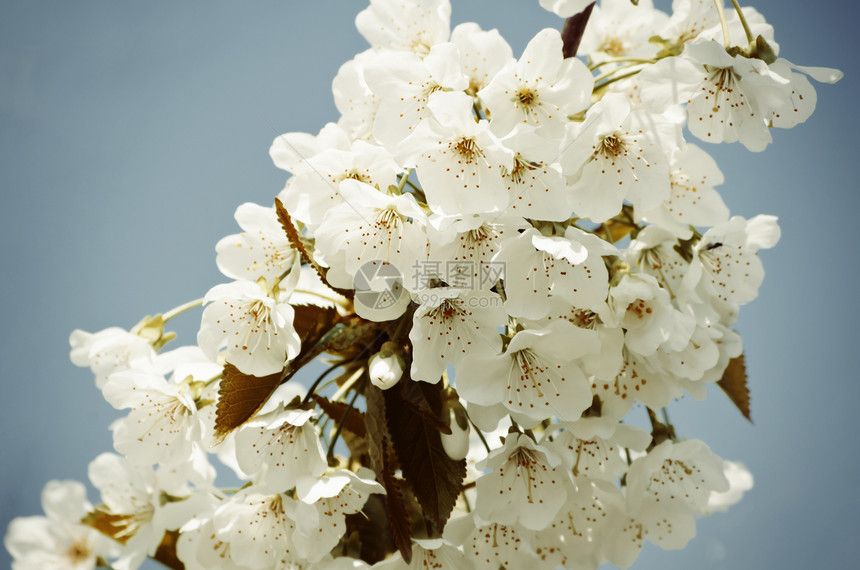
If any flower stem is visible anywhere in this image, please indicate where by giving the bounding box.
[729,0,756,49]
[592,61,648,85]
[589,57,656,72]
[593,68,642,93]
[327,387,361,460]
[162,298,204,323]
[713,0,731,49]
[395,168,412,194]
[302,357,358,406]
[469,417,492,453]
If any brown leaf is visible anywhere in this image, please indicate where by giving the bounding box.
[342,425,369,464]
[364,384,389,486]
[284,304,348,377]
[312,394,367,438]
[364,385,413,563]
[214,316,381,442]
[325,319,389,358]
[717,354,752,422]
[381,443,413,563]
[213,364,283,441]
[561,2,596,58]
[344,494,393,564]
[211,307,363,439]
[275,198,354,299]
[293,304,342,346]
[289,320,387,384]
[152,530,185,570]
[399,378,451,435]
[385,378,466,534]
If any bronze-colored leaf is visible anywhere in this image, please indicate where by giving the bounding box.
[344,494,394,564]
[364,385,413,563]
[81,507,132,544]
[364,384,388,485]
[289,320,387,384]
[275,197,354,299]
[717,354,752,422]
[324,319,388,358]
[381,443,413,563]
[384,378,466,534]
[312,394,367,438]
[561,2,596,58]
[213,364,283,440]
[342,424,369,464]
[399,378,451,435]
[152,530,185,570]
[293,304,342,346]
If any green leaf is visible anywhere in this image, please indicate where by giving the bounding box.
[717,353,752,423]
[384,378,466,534]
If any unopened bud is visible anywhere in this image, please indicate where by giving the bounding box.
[368,342,404,390]
[440,399,470,461]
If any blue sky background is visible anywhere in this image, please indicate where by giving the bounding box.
[1,1,857,568]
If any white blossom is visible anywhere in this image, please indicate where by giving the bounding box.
[4,481,119,570]
[69,327,155,389]
[216,203,300,283]
[399,90,514,216]
[409,287,506,383]
[234,406,328,493]
[198,280,301,376]
[356,0,451,56]
[458,321,597,424]
[638,39,790,151]
[562,93,671,223]
[364,43,468,149]
[479,28,592,138]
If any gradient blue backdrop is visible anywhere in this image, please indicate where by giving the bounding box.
[1,1,857,568]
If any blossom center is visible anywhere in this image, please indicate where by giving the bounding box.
[66,540,91,563]
[452,137,483,163]
[516,88,537,106]
[707,67,744,114]
[600,36,627,57]
[570,308,599,330]
[511,446,542,503]
[374,207,402,230]
[514,349,547,398]
[597,133,627,159]
[509,154,542,185]
[625,299,653,319]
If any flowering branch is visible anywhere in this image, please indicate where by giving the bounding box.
[6,1,840,569]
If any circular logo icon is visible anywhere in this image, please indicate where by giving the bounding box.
[353,260,409,321]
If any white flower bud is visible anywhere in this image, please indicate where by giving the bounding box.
[440,401,470,461]
[368,342,404,390]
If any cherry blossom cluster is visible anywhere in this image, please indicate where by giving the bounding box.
[5,1,840,569]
